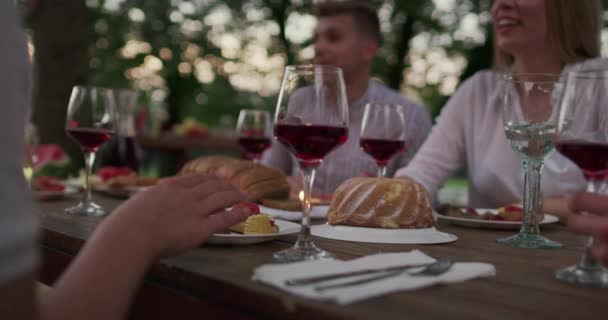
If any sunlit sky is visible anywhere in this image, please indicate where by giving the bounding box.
[94,0,608,107]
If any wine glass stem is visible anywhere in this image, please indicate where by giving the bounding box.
[520,159,543,235]
[83,151,96,204]
[298,165,316,245]
[377,165,388,178]
[577,179,605,269]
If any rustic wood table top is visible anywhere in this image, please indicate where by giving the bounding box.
[38,196,606,320]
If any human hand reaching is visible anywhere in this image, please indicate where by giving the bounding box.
[100,174,254,260]
[567,192,608,265]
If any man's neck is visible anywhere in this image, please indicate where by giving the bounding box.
[344,70,371,105]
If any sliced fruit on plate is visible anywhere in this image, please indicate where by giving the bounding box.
[97,166,135,182]
[32,145,71,179]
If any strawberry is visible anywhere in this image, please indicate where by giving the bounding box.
[233,202,260,214]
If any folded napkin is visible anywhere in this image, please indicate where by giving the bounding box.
[252,250,495,304]
[259,205,328,221]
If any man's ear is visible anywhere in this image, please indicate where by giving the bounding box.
[361,38,378,64]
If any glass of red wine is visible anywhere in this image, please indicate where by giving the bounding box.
[65,86,116,216]
[360,103,406,177]
[554,70,608,287]
[272,65,349,263]
[96,88,140,171]
[236,109,272,162]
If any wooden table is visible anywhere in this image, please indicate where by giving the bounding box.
[38,196,606,320]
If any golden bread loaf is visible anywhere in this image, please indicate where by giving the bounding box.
[327,177,434,229]
[179,157,290,202]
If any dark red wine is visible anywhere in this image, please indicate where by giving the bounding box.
[274,123,347,165]
[360,138,406,166]
[557,140,608,180]
[238,136,271,159]
[96,136,140,171]
[67,128,114,152]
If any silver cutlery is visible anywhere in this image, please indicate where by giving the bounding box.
[284,258,453,287]
[314,259,454,292]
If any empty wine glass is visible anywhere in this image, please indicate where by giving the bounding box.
[360,103,406,177]
[272,65,349,263]
[554,70,608,287]
[65,86,116,216]
[497,73,563,249]
[236,109,272,162]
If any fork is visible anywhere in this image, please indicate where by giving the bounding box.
[314,259,454,292]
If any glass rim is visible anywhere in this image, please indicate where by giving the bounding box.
[72,85,116,93]
[285,64,343,74]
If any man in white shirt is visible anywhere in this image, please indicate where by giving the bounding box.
[262,0,431,195]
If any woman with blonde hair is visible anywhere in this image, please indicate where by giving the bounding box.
[395,0,603,216]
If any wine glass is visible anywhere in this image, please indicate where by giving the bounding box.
[554,70,608,287]
[272,65,349,263]
[360,103,406,177]
[236,109,272,162]
[23,121,39,182]
[97,88,140,171]
[497,73,563,249]
[65,86,116,216]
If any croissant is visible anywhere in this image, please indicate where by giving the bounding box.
[327,177,434,229]
[179,156,290,202]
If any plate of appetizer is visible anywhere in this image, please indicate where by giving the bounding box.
[436,205,560,229]
[31,177,78,200]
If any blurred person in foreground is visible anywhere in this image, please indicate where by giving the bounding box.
[0,3,253,319]
[395,0,605,217]
[568,192,608,265]
[261,0,432,197]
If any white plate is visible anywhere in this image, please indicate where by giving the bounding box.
[92,185,149,197]
[259,205,329,221]
[311,224,457,244]
[207,220,301,245]
[436,208,560,229]
[33,186,79,201]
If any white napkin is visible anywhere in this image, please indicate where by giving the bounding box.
[252,250,495,304]
[259,205,328,221]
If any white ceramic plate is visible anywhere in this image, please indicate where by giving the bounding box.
[258,205,329,221]
[92,185,149,197]
[436,208,560,229]
[33,185,79,201]
[311,224,457,244]
[207,220,301,245]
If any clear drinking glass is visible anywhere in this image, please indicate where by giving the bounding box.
[360,103,406,177]
[497,73,563,249]
[272,65,349,263]
[236,109,272,162]
[554,70,608,287]
[65,86,116,216]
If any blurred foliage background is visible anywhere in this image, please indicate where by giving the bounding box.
[23,0,608,174]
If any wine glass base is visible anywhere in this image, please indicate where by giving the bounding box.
[496,233,563,249]
[272,242,334,264]
[65,201,107,217]
[555,265,608,287]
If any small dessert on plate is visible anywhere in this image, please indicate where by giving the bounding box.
[227,203,279,235]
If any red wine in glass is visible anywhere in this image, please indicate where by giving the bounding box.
[274,123,347,165]
[556,140,608,180]
[238,136,271,159]
[67,128,114,153]
[360,138,406,166]
[96,136,140,171]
